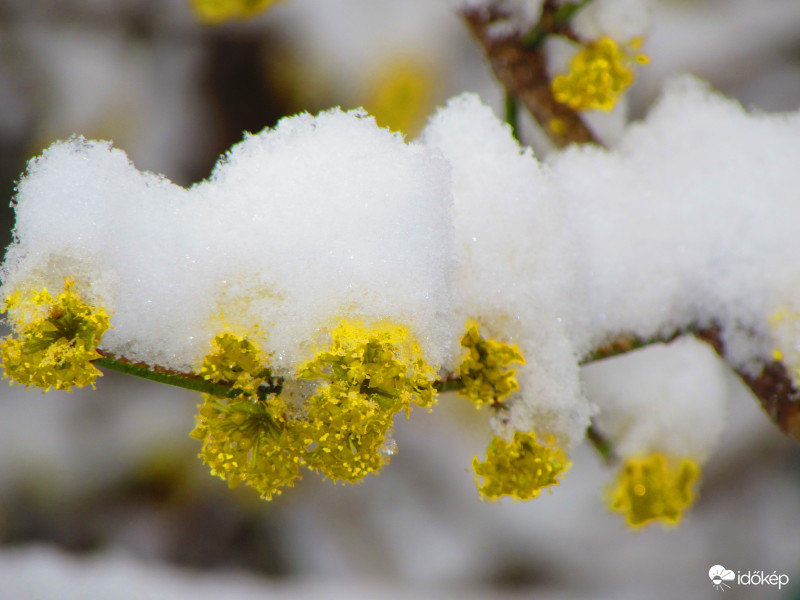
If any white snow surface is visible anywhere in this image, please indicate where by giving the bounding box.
[422,93,590,448]
[2,108,454,373]
[553,75,800,373]
[2,76,797,450]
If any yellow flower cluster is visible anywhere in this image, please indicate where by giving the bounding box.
[191,393,303,499]
[473,431,570,501]
[297,320,437,483]
[189,0,280,24]
[199,333,274,397]
[458,319,525,408]
[551,37,649,112]
[608,453,700,528]
[0,278,110,391]
[192,321,438,498]
[191,333,302,499]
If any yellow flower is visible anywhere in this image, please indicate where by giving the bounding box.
[199,332,274,397]
[551,37,649,112]
[191,393,303,499]
[473,431,570,501]
[192,332,302,499]
[192,322,438,496]
[608,454,700,528]
[458,320,525,409]
[299,387,395,482]
[364,58,436,137]
[189,0,280,24]
[297,320,437,483]
[0,278,109,391]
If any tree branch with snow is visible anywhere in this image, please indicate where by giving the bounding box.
[2,0,799,532]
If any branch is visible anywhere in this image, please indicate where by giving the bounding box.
[94,351,282,400]
[504,92,520,142]
[94,322,800,453]
[695,328,800,443]
[462,3,601,148]
[584,327,800,445]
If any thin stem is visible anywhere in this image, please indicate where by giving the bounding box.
[434,376,464,394]
[586,421,617,465]
[95,320,800,458]
[695,327,800,443]
[581,325,800,445]
[580,330,685,365]
[522,0,592,50]
[94,352,282,400]
[504,92,520,142]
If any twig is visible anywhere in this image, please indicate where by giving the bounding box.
[94,320,800,458]
[504,92,520,142]
[583,326,800,445]
[94,351,282,400]
[695,327,800,443]
[522,0,590,49]
[462,3,601,148]
[587,420,617,465]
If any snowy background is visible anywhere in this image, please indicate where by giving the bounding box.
[1,0,800,598]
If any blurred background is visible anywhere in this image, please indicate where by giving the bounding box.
[1,0,800,598]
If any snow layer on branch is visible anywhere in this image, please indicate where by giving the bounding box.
[5,75,800,452]
[422,94,592,449]
[421,77,800,448]
[553,75,800,373]
[1,109,454,372]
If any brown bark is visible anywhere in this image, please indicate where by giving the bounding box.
[461,5,600,148]
[696,328,800,443]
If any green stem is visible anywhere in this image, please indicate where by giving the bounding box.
[434,377,464,394]
[504,92,520,142]
[522,0,593,50]
[91,324,695,470]
[94,353,282,400]
[586,421,617,465]
[579,329,686,365]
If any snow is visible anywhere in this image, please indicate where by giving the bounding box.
[422,93,590,449]
[2,109,454,373]
[3,74,800,454]
[554,76,800,376]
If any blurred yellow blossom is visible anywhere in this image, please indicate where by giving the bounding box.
[552,37,649,112]
[609,453,700,528]
[1,278,109,391]
[473,431,569,501]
